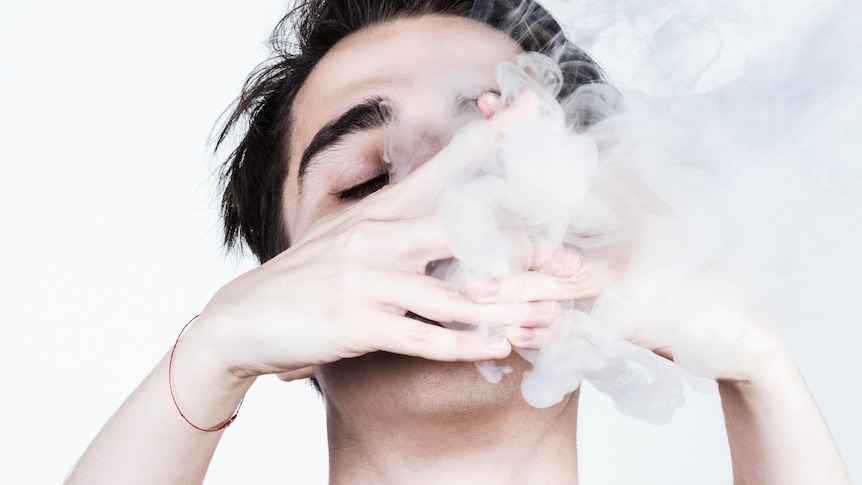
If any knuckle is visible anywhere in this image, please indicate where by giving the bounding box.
[512,273,525,296]
[497,274,525,303]
[565,271,592,292]
[326,263,376,303]
[335,266,366,291]
[516,302,536,324]
[404,322,439,350]
[335,220,382,252]
[401,321,466,361]
[435,293,471,324]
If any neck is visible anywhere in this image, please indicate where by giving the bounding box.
[326,390,580,485]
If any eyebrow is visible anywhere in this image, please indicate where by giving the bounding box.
[296,91,491,192]
[298,96,393,187]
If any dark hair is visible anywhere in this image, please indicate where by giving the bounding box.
[216,0,606,263]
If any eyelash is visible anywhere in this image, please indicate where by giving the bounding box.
[336,173,389,201]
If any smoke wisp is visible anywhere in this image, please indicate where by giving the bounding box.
[383,0,861,424]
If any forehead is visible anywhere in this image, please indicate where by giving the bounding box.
[291,15,521,149]
[284,15,522,234]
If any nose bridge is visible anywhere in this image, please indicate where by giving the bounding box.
[384,91,480,182]
[384,119,446,183]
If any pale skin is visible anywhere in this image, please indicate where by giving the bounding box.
[66,15,850,485]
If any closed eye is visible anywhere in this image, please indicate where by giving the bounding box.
[336,173,389,201]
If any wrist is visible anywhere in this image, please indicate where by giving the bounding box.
[169,315,256,430]
[716,321,794,385]
[717,334,804,408]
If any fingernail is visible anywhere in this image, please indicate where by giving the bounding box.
[478,91,503,119]
[555,249,581,275]
[478,90,501,106]
[471,278,500,298]
[488,336,509,350]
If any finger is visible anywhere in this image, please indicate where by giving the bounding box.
[477,90,501,119]
[508,326,557,350]
[372,313,513,361]
[385,273,562,328]
[463,270,591,303]
[529,246,582,277]
[276,366,315,381]
[577,258,624,298]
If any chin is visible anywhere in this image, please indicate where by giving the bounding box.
[316,352,532,420]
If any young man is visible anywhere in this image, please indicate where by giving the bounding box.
[67,1,850,483]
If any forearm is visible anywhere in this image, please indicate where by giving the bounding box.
[66,330,254,485]
[718,347,849,485]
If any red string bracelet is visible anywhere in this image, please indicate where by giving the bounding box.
[168,315,243,432]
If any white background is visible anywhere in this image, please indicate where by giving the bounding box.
[0,1,858,484]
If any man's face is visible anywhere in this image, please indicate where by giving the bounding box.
[284,15,523,237]
[282,15,533,414]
